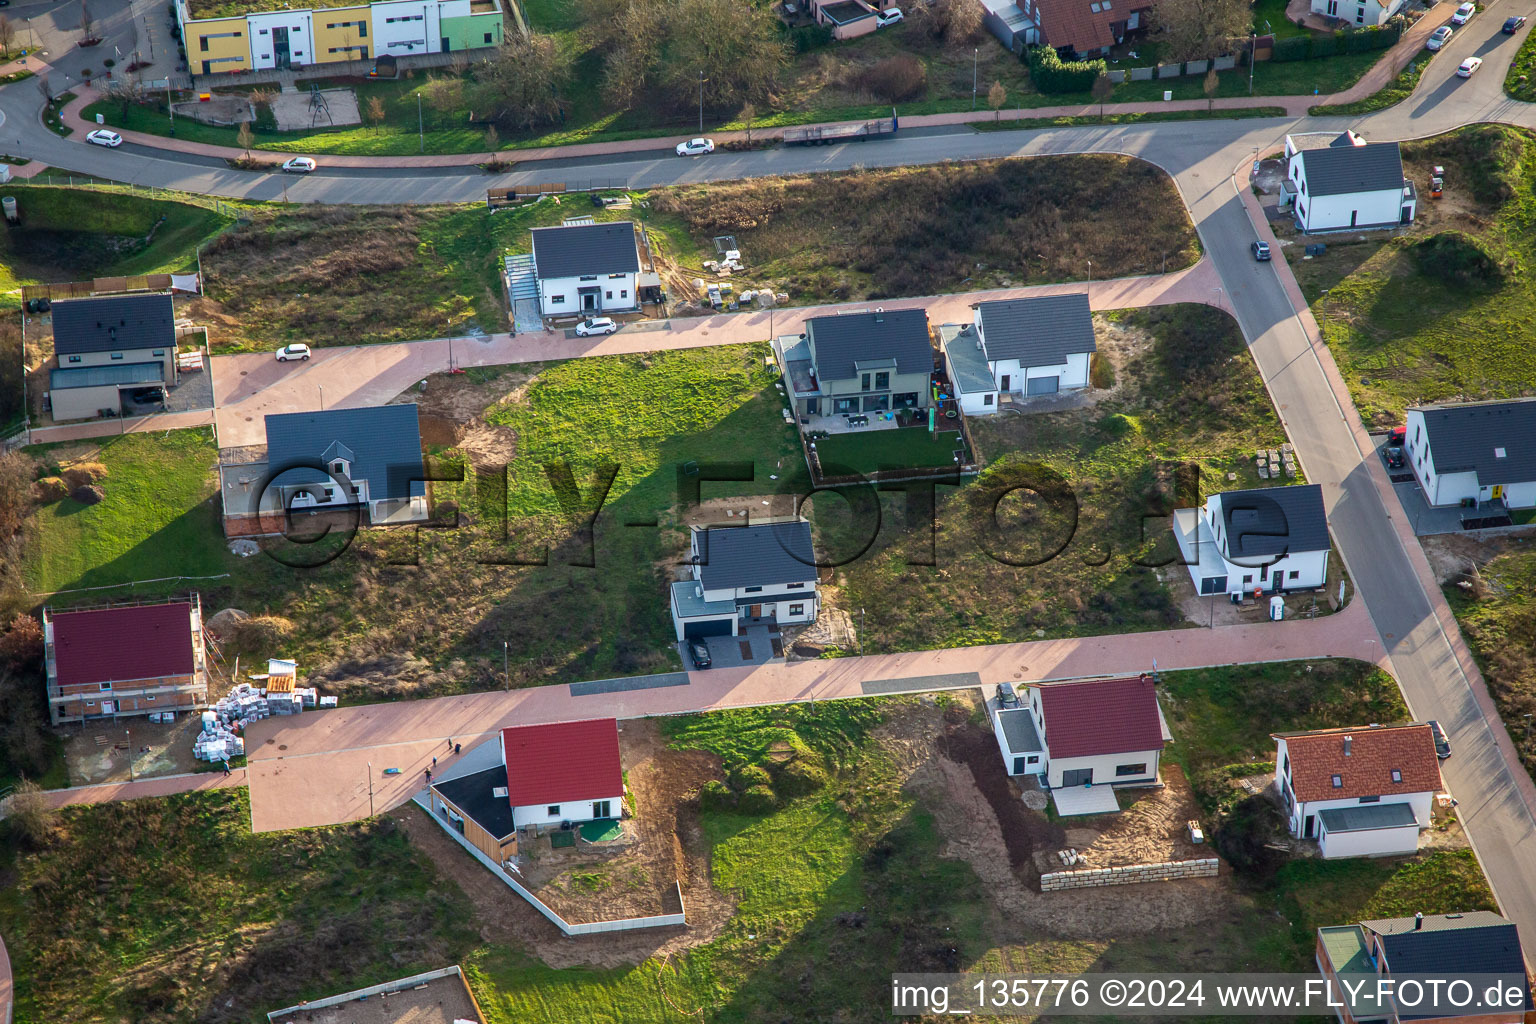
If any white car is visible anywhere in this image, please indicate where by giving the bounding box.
[85,129,122,147]
[876,6,903,24]
[574,317,619,337]
[1451,2,1475,24]
[281,156,317,173]
[675,137,715,157]
[1426,25,1453,49]
[275,343,312,362]
[1457,56,1484,77]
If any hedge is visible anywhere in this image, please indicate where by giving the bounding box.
[780,22,834,52]
[1271,20,1402,61]
[1026,46,1108,93]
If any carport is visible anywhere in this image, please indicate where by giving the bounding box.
[48,362,166,422]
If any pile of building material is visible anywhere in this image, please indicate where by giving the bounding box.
[194,708,247,763]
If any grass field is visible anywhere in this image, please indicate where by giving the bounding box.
[1506,21,1536,101]
[1446,546,1536,781]
[1287,125,1536,425]
[815,428,964,474]
[830,304,1292,653]
[975,106,1291,131]
[0,789,478,1024]
[1312,55,1426,115]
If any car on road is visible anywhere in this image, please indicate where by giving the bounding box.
[1252,240,1271,261]
[675,137,715,156]
[281,156,317,173]
[1457,56,1484,78]
[876,6,904,25]
[1429,720,1452,759]
[1451,2,1475,23]
[275,343,312,362]
[574,316,619,337]
[85,129,122,148]
[686,639,712,669]
[1505,14,1527,31]
[1427,25,1454,48]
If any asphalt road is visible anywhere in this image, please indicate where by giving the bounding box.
[6,2,1536,942]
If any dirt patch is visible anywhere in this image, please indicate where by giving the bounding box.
[60,712,208,785]
[400,720,735,970]
[1042,764,1205,871]
[1420,533,1520,586]
[940,712,1064,886]
[397,369,534,471]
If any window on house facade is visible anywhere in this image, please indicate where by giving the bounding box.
[152,349,165,357]
[546,805,560,815]
[1115,763,1147,777]
[983,394,994,406]
[1288,570,1299,580]
[484,31,493,42]
[875,371,889,390]
[1282,754,1289,776]
[580,274,597,281]
[550,295,565,304]
[861,373,871,392]
[744,586,763,593]
[68,355,81,363]
[1358,794,1380,803]
[787,582,805,589]
[620,290,627,298]
[789,603,804,615]
[606,291,613,299]
[111,353,124,360]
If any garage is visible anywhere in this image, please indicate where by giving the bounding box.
[48,362,166,423]
[1026,376,1059,396]
[683,617,734,640]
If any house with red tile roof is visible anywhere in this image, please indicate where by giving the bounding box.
[992,675,1169,816]
[1018,0,1153,56]
[1274,723,1442,859]
[41,597,207,724]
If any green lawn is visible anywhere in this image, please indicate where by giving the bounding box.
[0,789,479,1024]
[1285,125,1536,425]
[23,429,232,597]
[1506,20,1536,101]
[1446,546,1536,782]
[975,106,1290,132]
[1312,54,1426,115]
[814,427,964,474]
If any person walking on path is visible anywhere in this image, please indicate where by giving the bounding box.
[424,768,432,783]
[447,737,453,750]
[432,756,437,769]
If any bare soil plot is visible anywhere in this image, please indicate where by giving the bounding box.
[59,710,206,785]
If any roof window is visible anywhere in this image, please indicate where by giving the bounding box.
[1331,774,1343,788]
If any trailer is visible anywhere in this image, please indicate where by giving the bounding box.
[783,109,898,146]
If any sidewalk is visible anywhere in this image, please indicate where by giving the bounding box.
[1311,4,1455,109]
[38,768,248,810]
[25,408,215,446]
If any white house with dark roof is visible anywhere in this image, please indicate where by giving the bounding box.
[670,518,819,640]
[530,222,642,318]
[1172,484,1331,597]
[778,308,934,418]
[47,293,180,422]
[941,292,1097,414]
[1404,397,1536,510]
[1284,132,1416,233]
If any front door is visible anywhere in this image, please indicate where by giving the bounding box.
[999,374,1011,392]
[1350,210,1358,228]
[1303,813,1317,838]
[1062,768,1093,787]
[1013,757,1027,775]
[272,26,291,70]
[1492,485,1505,501]
[441,36,451,52]
[592,800,612,819]
[749,604,762,618]
[581,290,598,311]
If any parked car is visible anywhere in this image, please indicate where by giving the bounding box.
[1252,240,1271,261]
[274,343,312,362]
[1503,15,1527,32]
[675,137,715,157]
[281,156,317,173]
[686,639,712,669]
[85,129,122,148]
[1385,446,1405,469]
[1427,25,1454,49]
[1429,719,1452,759]
[995,681,1021,708]
[1456,57,1483,77]
[1451,2,1475,24]
[1388,425,1407,447]
[875,6,904,25]
[126,386,167,404]
[574,317,619,337]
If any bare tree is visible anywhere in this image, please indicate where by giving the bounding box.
[483,124,499,154]
[987,79,1006,120]
[665,0,788,110]
[419,75,465,121]
[79,0,94,40]
[741,101,756,145]
[365,95,386,133]
[236,120,253,158]
[1090,73,1114,121]
[470,33,573,131]
[0,16,16,57]
[1203,66,1220,111]
[1151,0,1249,61]
[6,780,57,847]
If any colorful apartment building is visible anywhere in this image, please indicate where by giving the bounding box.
[176,0,505,76]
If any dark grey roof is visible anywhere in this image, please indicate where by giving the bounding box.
[50,361,165,390]
[998,708,1043,754]
[1364,912,1529,995]
[530,222,640,280]
[1216,484,1330,558]
[264,404,425,502]
[804,309,933,381]
[1297,141,1404,197]
[976,293,1097,367]
[51,294,176,356]
[434,765,515,840]
[693,519,817,591]
[1329,130,1366,148]
[1318,802,1418,833]
[1416,398,1536,482]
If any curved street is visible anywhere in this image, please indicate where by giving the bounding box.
[5,0,1536,959]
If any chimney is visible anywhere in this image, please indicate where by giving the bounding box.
[1343,735,1353,757]
[873,306,884,323]
[1414,912,1423,931]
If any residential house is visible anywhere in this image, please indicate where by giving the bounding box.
[1404,397,1536,510]
[176,0,503,77]
[810,0,880,38]
[218,403,429,537]
[42,597,208,724]
[671,518,819,640]
[941,293,1097,415]
[1309,0,1403,28]
[1172,483,1331,597]
[979,0,1040,54]
[1274,723,1441,858]
[1284,132,1416,233]
[992,675,1168,815]
[427,718,625,866]
[1317,911,1531,1024]
[1018,0,1150,56]
[779,308,934,419]
[530,221,642,318]
[47,294,179,422]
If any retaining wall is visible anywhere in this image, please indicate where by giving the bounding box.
[1040,857,1219,891]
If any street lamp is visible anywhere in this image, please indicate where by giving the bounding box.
[1318,288,1329,346]
[1249,31,1256,95]
[367,761,375,816]
[417,92,424,153]
[318,383,324,410]
[972,48,978,110]
[698,71,706,134]
[503,641,510,691]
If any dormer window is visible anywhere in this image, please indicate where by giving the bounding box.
[1390,769,1402,783]
[331,459,349,477]
[1331,774,1343,788]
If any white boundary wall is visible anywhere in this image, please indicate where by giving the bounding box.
[1040,857,1219,891]
[266,965,468,1021]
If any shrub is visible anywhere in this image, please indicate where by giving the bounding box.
[1213,794,1288,881]
[32,476,67,502]
[699,779,736,811]
[728,763,773,791]
[769,755,831,797]
[1410,231,1504,288]
[68,485,104,505]
[860,55,928,103]
[60,461,107,489]
[737,784,779,815]
[1270,35,1310,62]
[1089,352,1116,389]
[0,614,44,670]
[1026,46,1106,94]
[781,22,833,51]
[1309,33,1337,59]
[5,780,57,848]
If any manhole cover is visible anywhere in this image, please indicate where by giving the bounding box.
[245,416,253,421]
[266,738,275,745]
[240,370,249,375]
[1022,791,1048,811]
[279,744,288,750]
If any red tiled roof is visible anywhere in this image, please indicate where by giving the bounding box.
[500,719,623,808]
[1035,0,1115,53]
[1037,676,1165,759]
[1276,724,1441,803]
[51,602,196,686]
